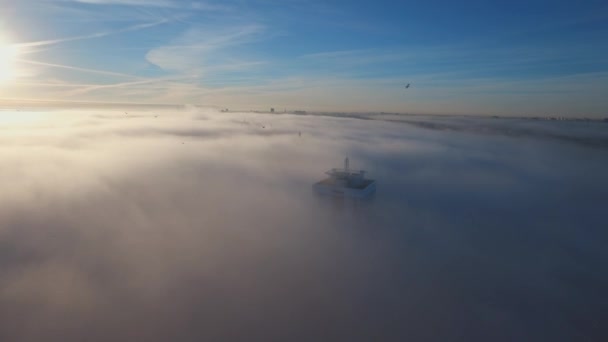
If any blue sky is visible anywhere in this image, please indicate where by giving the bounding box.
[1,0,607,115]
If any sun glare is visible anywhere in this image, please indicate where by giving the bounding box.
[0,37,19,83]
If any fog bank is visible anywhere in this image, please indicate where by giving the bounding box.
[1,109,607,341]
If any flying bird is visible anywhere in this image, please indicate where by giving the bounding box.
[405,83,411,89]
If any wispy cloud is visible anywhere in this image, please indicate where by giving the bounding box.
[66,0,231,11]
[298,41,608,83]
[14,19,169,50]
[66,74,199,96]
[145,24,266,73]
[73,0,177,6]
[17,59,141,79]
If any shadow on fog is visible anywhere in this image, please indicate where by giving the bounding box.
[0,108,607,341]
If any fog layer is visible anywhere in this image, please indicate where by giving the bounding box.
[1,109,607,341]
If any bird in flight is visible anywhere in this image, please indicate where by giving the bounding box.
[405,83,411,89]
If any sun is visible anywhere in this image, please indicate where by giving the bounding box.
[0,37,19,83]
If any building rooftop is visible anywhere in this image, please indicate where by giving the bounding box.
[313,158,376,198]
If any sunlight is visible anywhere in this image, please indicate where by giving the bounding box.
[0,35,19,83]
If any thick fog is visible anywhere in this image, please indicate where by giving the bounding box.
[1,109,607,341]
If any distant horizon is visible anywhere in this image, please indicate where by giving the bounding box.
[1,99,606,119]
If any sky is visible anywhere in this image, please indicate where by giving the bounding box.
[0,0,607,115]
[1,107,608,341]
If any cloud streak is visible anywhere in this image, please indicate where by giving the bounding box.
[68,0,231,11]
[17,59,142,79]
[145,24,266,73]
[14,19,169,50]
